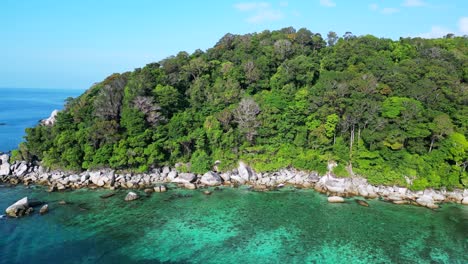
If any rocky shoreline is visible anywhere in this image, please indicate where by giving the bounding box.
[1,154,467,211]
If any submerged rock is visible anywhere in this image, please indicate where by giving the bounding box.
[355,199,369,207]
[5,197,29,217]
[203,190,212,195]
[39,204,49,215]
[154,185,167,193]
[125,192,139,201]
[328,196,345,203]
[100,192,116,199]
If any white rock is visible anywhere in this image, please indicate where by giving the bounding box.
[328,196,345,203]
[13,162,28,177]
[167,171,178,181]
[41,109,59,126]
[39,204,49,215]
[125,192,139,201]
[172,173,196,184]
[462,197,468,205]
[5,197,29,217]
[0,154,11,176]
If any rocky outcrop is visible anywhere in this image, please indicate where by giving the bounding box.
[0,154,11,176]
[41,109,59,126]
[5,197,29,217]
[0,153,467,210]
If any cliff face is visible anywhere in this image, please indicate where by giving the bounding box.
[12,28,468,190]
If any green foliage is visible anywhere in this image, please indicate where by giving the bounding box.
[190,150,212,174]
[17,28,468,189]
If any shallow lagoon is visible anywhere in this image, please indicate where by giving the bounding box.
[0,185,467,264]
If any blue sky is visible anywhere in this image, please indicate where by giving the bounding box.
[1,0,467,89]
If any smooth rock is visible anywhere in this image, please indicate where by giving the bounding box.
[203,190,212,195]
[0,154,11,176]
[39,204,49,215]
[154,185,167,193]
[200,171,222,186]
[462,197,468,205]
[5,197,29,217]
[172,173,196,184]
[41,109,59,126]
[125,192,139,201]
[238,161,253,181]
[184,183,197,190]
[13,162,28,177]
[328,196,345,203]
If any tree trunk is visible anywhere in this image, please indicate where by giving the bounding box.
[349,124,355,158]
[429,137,435,153]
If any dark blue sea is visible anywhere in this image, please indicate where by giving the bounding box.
[0,88,84,152]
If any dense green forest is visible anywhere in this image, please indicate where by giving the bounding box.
[14,27,468,190]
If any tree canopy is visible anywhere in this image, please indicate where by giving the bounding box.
[15,28,468,190]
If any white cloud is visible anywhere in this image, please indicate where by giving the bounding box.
[369,3,378,11]
[234,2,285,24]
[381,7,399,15]
[402,0,426,7]
[319,0,336,7]
[234,2,270,11]
[419,26,452,39]
[246,9,284,23]
[459,17,468,34]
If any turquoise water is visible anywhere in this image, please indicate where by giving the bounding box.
[0,88,84,152]
[0,185,466,263]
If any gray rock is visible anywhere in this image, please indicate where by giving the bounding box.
[230,175,246,184]
[200,171,223,186]
[238,161,253,181]
[220,172,231,182]
[125,192,139,201]
[5,197,29,217]
[172,173,196,184]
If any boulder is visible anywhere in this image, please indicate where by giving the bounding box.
[39,204,49,215]
[200,171,223,186]
[416,196,436,208]
[154,185,167,193]
[172,173,197,184]
[13,162,28,177]
[203,190,212,195]
[230,175,246,184]
[167,171,178,181]
[0,154,11,176]
[462,197,468,205]
[184,183,197,190]
[125,192,139,201]
[328,196,345,203]
[5,197,29,217]
[41,109,59,126]
[238,161,253,182]
[89,171,101,185]
[220,172,231,182]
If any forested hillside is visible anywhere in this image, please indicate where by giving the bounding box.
[15,27,468,190]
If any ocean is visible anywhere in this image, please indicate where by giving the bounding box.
[0,88,467,263]
[0,186,467,263]
[0,88,84,153]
